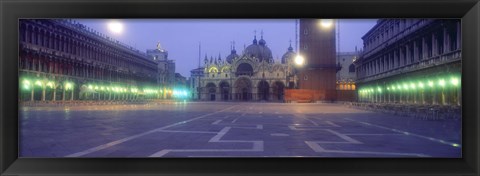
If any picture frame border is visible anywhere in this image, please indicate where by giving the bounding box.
[1,0,479,175]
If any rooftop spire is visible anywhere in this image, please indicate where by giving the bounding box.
[253,30,257,44]
[288,39,293,51]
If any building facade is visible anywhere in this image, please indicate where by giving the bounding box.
[191,34,296,101]
[146,44,176,88]
[297,19,338,101]
[19,19,158,102]
[336,51,358,91]
[189,67,204,100]
[354,19,461,106]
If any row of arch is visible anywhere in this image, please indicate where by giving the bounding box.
[20,52,155,84]
[19,20,157,75]
[202,78,285,101]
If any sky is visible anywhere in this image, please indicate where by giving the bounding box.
[75,19,377,77]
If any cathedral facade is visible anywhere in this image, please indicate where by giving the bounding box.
[193,34,296,101]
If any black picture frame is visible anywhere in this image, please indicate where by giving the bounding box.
[1,0,479,175]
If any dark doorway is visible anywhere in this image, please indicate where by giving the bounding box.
[234,77,252,101]
[220,81,230,101]
[258,80,269,101]
[206,82,216,101]
[242,88,248,101]
[272,81,285,101]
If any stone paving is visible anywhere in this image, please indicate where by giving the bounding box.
[19,102,462,158]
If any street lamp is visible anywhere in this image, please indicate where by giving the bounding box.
[319,19,334,29]
[294,54,305,66]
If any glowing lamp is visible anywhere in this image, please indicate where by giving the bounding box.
[438,79,446,87]
[418,82,424,88]
[294,55,305,66]
[450,77,459,86]
[410,83,416,89]
[428,81,434,88]
[319,19,334,28]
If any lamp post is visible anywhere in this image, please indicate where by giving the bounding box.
[293,54,305,89]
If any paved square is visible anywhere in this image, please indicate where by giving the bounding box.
[19,102,461,157]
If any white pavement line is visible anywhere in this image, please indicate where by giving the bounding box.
[150,126,264,157]
[232,117,239,123]
[288,124,337,130]
[150,150,171,157]
[325,121,341,127]
[209,127,231,142]
[344,118,462,147]
[212,120,222,125]
[344,133,403,136]
[65,105,238,157]
[323,129,362,144]
[270,133,290,137]
[157,130,217,134]
[305,141,429,157]
[294,113,319,126]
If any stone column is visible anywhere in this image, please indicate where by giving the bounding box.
[62,87,66,101]
[41,86,46,101]
[405,45,410,65]
[71,87,74,101]
[52,86,56,101]
[432,33,437,56]
[456,22,461,50]
[413,40,418,63]
[30,87,35,102]
[422,37,426,60]
[443,27,449,53]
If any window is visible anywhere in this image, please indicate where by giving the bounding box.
[349,64,355,73]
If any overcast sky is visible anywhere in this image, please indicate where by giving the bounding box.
[75,19,377,77]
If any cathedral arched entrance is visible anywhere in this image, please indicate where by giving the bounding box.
[236,63,254,76]
[234,77,252,101]
[219,81,230,101]
[272,81,285,101]
[257,80,270,101]
[206,82,216,101]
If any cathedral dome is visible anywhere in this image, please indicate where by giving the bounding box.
[244,35,273,63]
[259,38,266,45]
[281,43,295,64]
[226,49,239,64]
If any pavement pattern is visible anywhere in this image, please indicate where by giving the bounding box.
[19,102,462,158]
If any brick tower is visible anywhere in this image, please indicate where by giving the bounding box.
[297,19,337,101]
